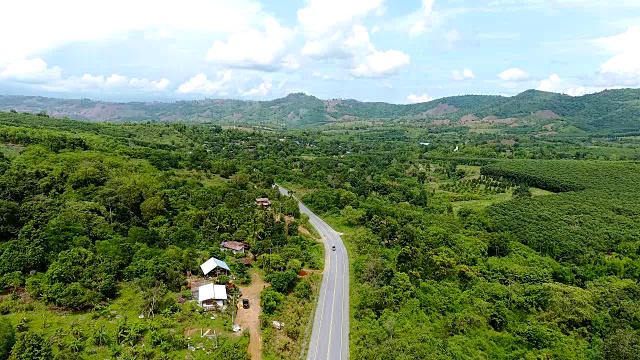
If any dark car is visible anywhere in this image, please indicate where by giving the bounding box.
[332,245,336,251]
[242,298,250,309]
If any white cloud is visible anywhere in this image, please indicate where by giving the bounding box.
[51,73,171,92]
[344,25,377,54]
[129,77,171,90]
[351,50,411,78]
[498,68,530,82]
[297,0,407,79]
[409,0,436,38]
[240,81,273,97]
[0,0,266,65]
[297,0,384,38]
[281,55,301,70]
[536,73,562,92]
[407,93,434,104]
[299,22,410,78]
[205,17,293,71]
[301,25,375,59]
[143,28,172,41]
[0,58,169,92]
[489,0,640,10]
[452,68,474,81]
[593,25,640,79]
[444,29,462,47]
[535,73,623,97]
[0,58,62,83]
[177,71,232,95]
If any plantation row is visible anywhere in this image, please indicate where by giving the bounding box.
[481,160,640,194]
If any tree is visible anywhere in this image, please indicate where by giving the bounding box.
[0,200,21,239]
[513,184,532,199]
[487,233,512,257]
[286,259,302,274]
[9,333,52,360]
[261,288,284,315]
[0,271,24,292]
[141,281,168,318]
[266,270,297,293]
[140,196,166,222]
[341,206,366,226]
[603,328,640,360]
[0,317,15,360]
[293,279,312,299]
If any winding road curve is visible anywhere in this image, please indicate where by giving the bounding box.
[277,185,349,360]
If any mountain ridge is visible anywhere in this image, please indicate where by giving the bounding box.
[1,89,640,133]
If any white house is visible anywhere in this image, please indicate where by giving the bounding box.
[200,257,231,276]
[198,283,228,308]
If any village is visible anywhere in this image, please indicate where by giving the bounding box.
[183,196,280,358]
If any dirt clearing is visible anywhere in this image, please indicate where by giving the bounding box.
[236,271,267,360]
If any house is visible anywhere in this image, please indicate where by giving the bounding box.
[256,198,272,207]
[198,283,228,308]
[200,257,231,276]
[221,241,248,254]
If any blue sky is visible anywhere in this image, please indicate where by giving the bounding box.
[1,0,639,103]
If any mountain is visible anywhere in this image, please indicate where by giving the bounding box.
[1,89,640,133]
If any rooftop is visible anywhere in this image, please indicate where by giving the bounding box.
[198,283,228,302]
[200,257,231,275]
[221,241,247,251]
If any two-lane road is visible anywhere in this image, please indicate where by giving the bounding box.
[278,186,349,360]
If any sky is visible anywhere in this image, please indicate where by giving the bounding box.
[1,0,640,104]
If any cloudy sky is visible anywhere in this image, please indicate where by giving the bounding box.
[1,0,639,103]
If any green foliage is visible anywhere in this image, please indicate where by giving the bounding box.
[261,288,285,315]
[0,317,15,360]
[512,184,532,199]
[293,279,312,299]
[266,270,298,293]
[9,332,52,360]
[4,89,640,132]
[2,105,640,359]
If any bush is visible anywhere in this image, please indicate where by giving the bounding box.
[0,317,15,360]
[266,270,298,293]
[9,332,52,360]
[293,279,312,299]
[261,288,285,315]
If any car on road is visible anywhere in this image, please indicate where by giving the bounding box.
[332,245,336,251]
[242,298,249,309]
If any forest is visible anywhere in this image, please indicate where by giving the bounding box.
[0,111,322,359]
[1,109,640,359]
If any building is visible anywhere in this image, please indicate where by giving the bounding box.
[200,257,231,277]
[198,283,228,308]
[221,241,248,254]
[256,198,272,207]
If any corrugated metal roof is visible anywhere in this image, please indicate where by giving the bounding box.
[198,283,228,302]
[200,257,231,275]
[221,241,247,251]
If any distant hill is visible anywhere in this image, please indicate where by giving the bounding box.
[1,89,640,133]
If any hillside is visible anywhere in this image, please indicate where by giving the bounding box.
[1,88,640,133]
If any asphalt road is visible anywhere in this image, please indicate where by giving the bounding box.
[277,185,349,360]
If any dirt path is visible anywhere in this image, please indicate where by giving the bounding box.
[236,271,266,360]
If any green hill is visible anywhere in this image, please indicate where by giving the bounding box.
[1,88,640,133]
